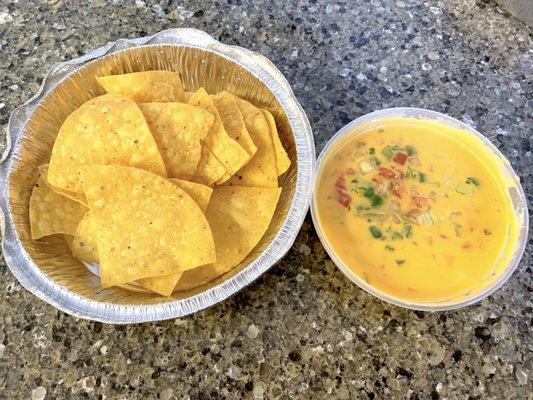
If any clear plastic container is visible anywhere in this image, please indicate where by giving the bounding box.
[311,108,529,311]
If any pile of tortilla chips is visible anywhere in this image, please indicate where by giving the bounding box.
[29,70,290,297]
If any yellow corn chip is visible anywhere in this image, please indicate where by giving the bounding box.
[212,93,257,157]
[188,88,250,178]
[71,179,212,265]
[96,70,184,101]
[191,146,227,186]
[168,179,213,212]
[139,103,214,179]
[261,109,291,176]
[64,235,74,253]
[29,175,88,239]
[129,80,176,103]
[221,92,278,187]
[38,164,87,206]
[48,93,166,193]
[74,210,184,297]
[81,166,215,287]
[137,272,183,297]
[175,186,281,291]
[72,212,100,264]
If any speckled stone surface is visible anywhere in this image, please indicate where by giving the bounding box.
[0,1,531,399]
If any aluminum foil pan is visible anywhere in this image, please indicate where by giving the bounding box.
[0,29,315,323]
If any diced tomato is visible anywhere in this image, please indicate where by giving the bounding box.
[337,191,352,207]
[378,167,403,179]
[391,183,403,198]
[411,195,427,208]
[345,167,356,175]
[393,152,408,165]
[408,209,420,219]
[335,177,346,191]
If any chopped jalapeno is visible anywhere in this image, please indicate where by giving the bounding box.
[454,223,463,237]
[371,195,383,207]
[466,176,480,186]
[369,226,382,238]
[381,145,394,160]
[370,156,381,166]
[402,225,412,238]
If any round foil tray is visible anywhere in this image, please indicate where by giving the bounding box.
[0,29,315,323]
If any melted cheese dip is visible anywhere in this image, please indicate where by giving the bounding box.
[316,117,520,302]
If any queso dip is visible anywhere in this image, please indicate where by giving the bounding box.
[316,117,520,303]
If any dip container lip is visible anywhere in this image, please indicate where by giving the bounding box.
[0,28,316,323]
[311,107,529,311]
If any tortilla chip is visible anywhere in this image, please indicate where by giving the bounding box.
[72,178,212,265]
[191,146,227,186]
[129,80,176,103]
[139,103,214,179]
[73,209,185,296]
[175,186,281,291]
[96,70,184,101]
[64,235,74,253]
[221,92,278,187]
[168,179,213,212]
[38,164,87,206]
[212,93,257,157]
[137,272,183,297]
[261,109,291,176]
[81,165,215,287]
[48,93,166,193]
[188,88,250,178]
[72,212,100,264]
[29,175,88,239]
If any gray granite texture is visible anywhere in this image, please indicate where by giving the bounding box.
[0,0,532,399]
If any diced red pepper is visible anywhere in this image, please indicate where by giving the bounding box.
[408,209,420,219]
[411,195,427,208]
[345,167,356,175]
[335,177,346,191]
[393,152,408,165]
[337,191,352,207]
[391,182,403,198]
[378,167,403,180]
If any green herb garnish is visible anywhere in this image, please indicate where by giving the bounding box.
[369,226,382,238]
[391,231,403,240]
[406,166,417,179]
[395,259,405,266]
[370,156,381,166]
[402,225,412,238]
[385,245,395,252]
[361,187,375,199]
[418,172,427,183]
[466,177,480,186]
[369,147,376,155]
[484,228,492,235]
[371,194,383,207]
[381,145,394,160]
[406,145,417,156]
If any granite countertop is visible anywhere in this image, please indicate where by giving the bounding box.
[0,1,531,399]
